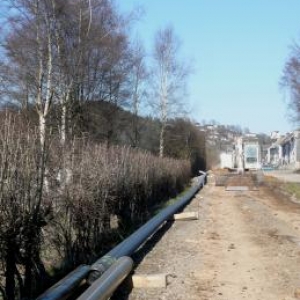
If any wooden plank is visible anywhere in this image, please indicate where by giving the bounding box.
[172,211,199,221]
[226,186,249,191]
[132,274,167,288]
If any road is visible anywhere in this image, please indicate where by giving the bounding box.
[116,175,300,300]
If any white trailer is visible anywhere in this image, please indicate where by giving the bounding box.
[243,141,262,170]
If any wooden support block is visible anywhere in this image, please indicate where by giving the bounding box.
[207,175,215,184]
[132,274,167,288]
[172,211,199,221]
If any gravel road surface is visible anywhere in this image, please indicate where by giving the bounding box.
[115,176,300,300]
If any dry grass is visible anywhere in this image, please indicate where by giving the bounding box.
[262,175,300,208]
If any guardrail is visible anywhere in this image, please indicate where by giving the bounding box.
[37,172,206,300]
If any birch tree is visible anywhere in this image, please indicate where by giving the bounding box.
[152,26,190,157]
[3,0,58,155]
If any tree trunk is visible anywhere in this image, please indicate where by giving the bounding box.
[24,243,33,299]
[159,123,165,158]
[5,240,16,300]
[38,114,46,151]
[61,103,67,146]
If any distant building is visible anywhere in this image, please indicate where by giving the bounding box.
[267,131,300,169]
[270,131,281,140]
[244,133,257,138]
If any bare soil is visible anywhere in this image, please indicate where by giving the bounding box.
[121,176,300,300]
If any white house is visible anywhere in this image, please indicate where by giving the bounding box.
[267,131,300,169]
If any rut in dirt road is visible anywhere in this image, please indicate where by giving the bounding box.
[122,182,300,300]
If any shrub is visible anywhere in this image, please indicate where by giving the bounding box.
[0,113,192,299]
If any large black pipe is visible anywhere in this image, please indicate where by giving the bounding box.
[36,265,90,300]
[87,173,206,284]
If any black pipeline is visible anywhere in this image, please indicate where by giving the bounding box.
[87,172,206,284]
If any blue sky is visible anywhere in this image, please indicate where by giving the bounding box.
[118,0,300,134]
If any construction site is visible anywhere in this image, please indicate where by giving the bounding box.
[121,169,300,300]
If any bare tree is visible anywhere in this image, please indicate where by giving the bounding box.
[3,0,57,149]
[128,37,148,147]
[281,43,300,124]
[151,26,190,157]
[3,0,58,199]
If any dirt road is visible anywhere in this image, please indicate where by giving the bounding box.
[122,178,300,300]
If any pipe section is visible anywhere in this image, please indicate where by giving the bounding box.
[76,257,133,300]
[36,265,90,300]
